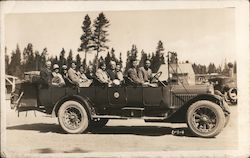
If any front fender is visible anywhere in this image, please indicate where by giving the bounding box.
[166,93,229,123]
[51,95,96,118]
[187,93,229,114]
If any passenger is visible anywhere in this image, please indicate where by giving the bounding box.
[40,60,52,88]
[107,60,117,81]
[68,61,81,86]
[61,65,72,86]
[61,65,68,79]
[51,64,65,87]
[107,60,122,86]
[96,62,112,86]
[138,59,153,82]
[86,65,95,79]
[116,64,124,82]
[127,59,144,85]
[77,65,93,87]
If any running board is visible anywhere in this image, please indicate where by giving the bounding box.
[92,115,167,120]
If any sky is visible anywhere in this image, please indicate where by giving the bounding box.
[4,8,235,66]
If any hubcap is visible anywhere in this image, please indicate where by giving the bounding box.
[192,107,217,133]
[63,106,82,130]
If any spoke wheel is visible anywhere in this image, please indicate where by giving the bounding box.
[187,101,225,138]
[58,101,89,134]
[228,88,237,105]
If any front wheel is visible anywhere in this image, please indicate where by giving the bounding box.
[187,101,225,138]
[58,101,89,134]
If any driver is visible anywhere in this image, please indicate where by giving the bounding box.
[127,59,145,85]
[138,59,153,83]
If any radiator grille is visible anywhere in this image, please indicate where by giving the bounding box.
[171,94,197,107]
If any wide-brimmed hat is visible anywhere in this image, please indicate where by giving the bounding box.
[53,64,59,69]
[62,65,67,69]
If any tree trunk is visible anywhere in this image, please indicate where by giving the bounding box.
[96,50,99,72]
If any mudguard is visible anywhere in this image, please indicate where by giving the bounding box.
[165,93,230,123]
[51,94,96,118]
[188,93,229,113]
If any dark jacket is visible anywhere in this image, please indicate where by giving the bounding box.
[107,69,117,80]
[40,67,52,87]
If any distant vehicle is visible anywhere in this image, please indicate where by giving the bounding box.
[10,53,230,138]
[208,76,237,105]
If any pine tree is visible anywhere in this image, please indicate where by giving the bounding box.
[76,54,82,71]
[119,52,123,67]
[5,47,9,73]
[40,48,47,70]
[92,12,110,70]
[23,43,35,71]
[207,62,216,74]
[59,48,67,67]
[78,14,93,68]
[110,48,119,63]
[52,56,59,65]
[67,49,73,67]
[8,44,22,78]
[105,51,111,69]
[151,41,165,73]
[124,45,138,73]
[139,49,147,67]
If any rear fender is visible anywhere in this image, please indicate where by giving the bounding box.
[51,95,96,118]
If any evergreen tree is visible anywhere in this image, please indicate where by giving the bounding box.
[124,45,138,73]
[139,49,147,67]
[39,48,47,70]
[207,62,216,74]
[59,48,67,67]
[8,45,22,78]
[52,56,59,65]
[92,12,110,69]
[216,65,222,74]
[118,52,123,67]
[192,63,198,74]
[151,41,165,73]
[5,47,9,73]
[105,51,112,69]
[67,49,73,67]
[169,52,178,64]
[23,43,35,71]
[34,51,40,71]
[78,14,93,68]
[110,48,119,63]
[76,54,82,71]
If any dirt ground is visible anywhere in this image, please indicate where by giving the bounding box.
[4,101,238,156]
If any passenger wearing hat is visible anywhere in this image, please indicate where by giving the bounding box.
[52,64,65,87]
[61,65,72,86]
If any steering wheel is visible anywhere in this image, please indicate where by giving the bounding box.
[152,71,162,81]
[151,71,167,87]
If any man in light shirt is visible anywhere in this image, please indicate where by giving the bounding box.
[96,62,112,86]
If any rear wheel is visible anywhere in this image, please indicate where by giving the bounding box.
[58,101,89,134]
[187,100,225,138]
[228,88,237,105]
